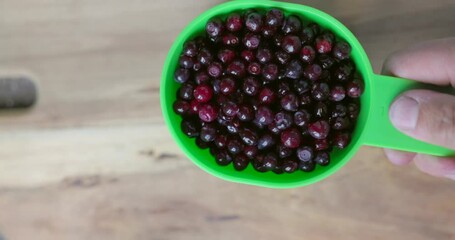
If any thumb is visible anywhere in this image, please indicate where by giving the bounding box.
[389,89,455,150]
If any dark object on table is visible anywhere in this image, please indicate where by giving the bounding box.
[0,76,37,108]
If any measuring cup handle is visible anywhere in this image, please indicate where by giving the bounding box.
[362,74,455,156]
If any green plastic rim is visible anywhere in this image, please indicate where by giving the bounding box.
[160,0,373,188]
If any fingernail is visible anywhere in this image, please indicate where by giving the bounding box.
[390,96,419,130]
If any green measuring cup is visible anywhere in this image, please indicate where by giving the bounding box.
[160,0,455,188]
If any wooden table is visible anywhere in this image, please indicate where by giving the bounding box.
[0,0,454,239]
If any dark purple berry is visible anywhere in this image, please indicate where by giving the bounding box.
[262,63,279,81]
[280,128,301,149]
[243,33,261,49]
[237,104,254,121]
[193,84,213,103]
[283,161,298,173]
[256,48,272,64]
[243,145,258,159]
[312,82,330,101]
[293,80,310,95]
[346,77,364,98]
[308,23,321,35]
[174,68,190,83]
[226,118,241,134]
[322,31,335,43]
[297,146,314,162]
[227,138,244,155]
[193,61,202,72]
[179,55,195,69]
[196,137,210,149]
[215,151,233,166]
[315,138,330,151]
[273,33,284,48]
[303,64,322,81]
[173,100,190,115]
[245,12,263,33]
[227,60,246,77]
[333,41,351,60]
[253,155,267,172]
[239,128,258,146]
[198,104,217,122]
[197,48,213,65]
[274,111,293,130]
[314,151,330,166]
[255,106,274,125]
[262,25,277,38]
[241,50,255,62]
[181,119,200,137]
[315,35,333,54]
[282,15,301,34]
[195,71,210,85]
[182,40,198,57]
[332,104,347,118]
[258,134,276,150]
[247,62,262,75]
[301,27,315,45]
[278,81,291,97]
[333,132,351,149]
[220,77,236,95]
[218,49,236,64]
[300,45,316,64]
[294,110,311,127]
[207,62,223,78]
[179,83,194,100]
[281,93,299,112]
[314,102,328,119]
[212,79,221,94]
[249,98,260,111]
[332,116,350,130]
[200,124,217,142]
[262,153,278,171]
[189,100,200,115]
[300,94,312,106]
[333,61,354,82]
[226,13,243,32]
[222,101,239,117]
[259,87,276,104]
[308,120,330,140]
[330,85,346,102]
[281,35,302,54]
[275,51,290,65]
[347,102,360,119]
[243,77,260,96]
[277,145,293,158]
[214,135,228,149]
[268,122,280,135]
[299,161,315,172]
[266,8,284,27]
[317,54,335,70]
[233,154,249,171]
[206,18,224,38]
[222,33,240,46]
[284,59,303,79]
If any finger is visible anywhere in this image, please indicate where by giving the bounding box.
[382,37,455,87]
[389,89,455,150]
[383,149,416,166]
[413,154,455,180]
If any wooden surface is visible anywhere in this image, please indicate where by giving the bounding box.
[0,0,454,239]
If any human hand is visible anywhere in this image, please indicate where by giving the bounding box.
[382,37,455,180]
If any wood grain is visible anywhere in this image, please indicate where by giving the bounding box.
[0,0,454,239]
